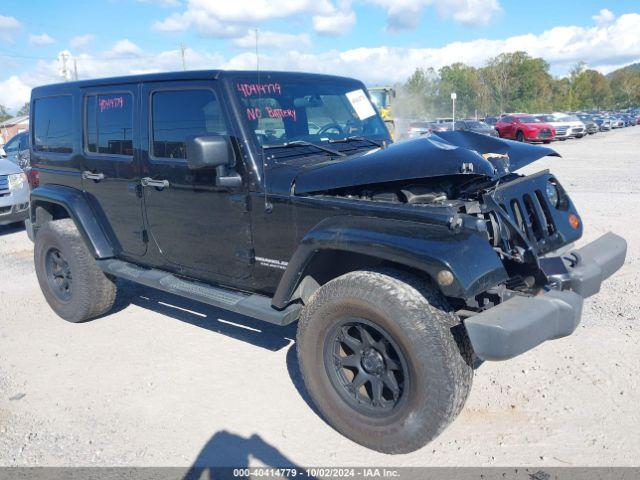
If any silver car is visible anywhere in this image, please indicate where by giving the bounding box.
[0,157,30,226]
[2,131,30,170]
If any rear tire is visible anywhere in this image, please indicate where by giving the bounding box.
[296,269,473,454]
[34,219,116,322]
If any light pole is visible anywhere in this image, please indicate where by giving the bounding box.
[451,92,457,130]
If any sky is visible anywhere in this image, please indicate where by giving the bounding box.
[1,0,640,111]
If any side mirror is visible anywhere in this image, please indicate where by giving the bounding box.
[186,135,234,170]
[185,135,242,188]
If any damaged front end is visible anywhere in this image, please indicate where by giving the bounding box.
[289,131,627,361]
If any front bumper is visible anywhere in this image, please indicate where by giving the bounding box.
[0,203,29,225]
[464,232,627,361]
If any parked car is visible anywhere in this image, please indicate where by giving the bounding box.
[405,121,437,139]
[0,156,30,226]
[2,131,30,170]
[494,114,555,143]
[576,114,599,135]
[483,116,499,127]
[0,144,5,158]
[454,119,499,136]
[536,114,585,140]
[610,116,625,128]
[593,117,612,131]
[27,70,626,454]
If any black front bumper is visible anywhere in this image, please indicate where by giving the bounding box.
[464,232,627,361]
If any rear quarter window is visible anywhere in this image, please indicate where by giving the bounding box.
[33,95,73,154]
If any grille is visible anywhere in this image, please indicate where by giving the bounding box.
[492,174,561,254]
[555,126,568,135]
[0,206,11,216]
[0,175,8,196]
[538,129,552,138]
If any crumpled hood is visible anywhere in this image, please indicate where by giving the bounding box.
[293,131,560,194]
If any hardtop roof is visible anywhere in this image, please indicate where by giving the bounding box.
[31,70,362,97]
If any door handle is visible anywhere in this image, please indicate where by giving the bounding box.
[82,171,105,181]
[141,177,169,189]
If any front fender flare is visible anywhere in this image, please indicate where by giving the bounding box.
[30,185,115,258]
[272,215,508,309]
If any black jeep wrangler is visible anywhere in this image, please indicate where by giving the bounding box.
[27,70,626,454]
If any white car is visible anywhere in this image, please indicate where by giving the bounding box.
[536,113,586,140]
[0,157,30,226]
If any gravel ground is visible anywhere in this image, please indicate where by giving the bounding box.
[0,127,638,468]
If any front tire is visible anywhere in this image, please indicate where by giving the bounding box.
[34,219,117,322]
[296,269,473,454]
[516,130,525,142]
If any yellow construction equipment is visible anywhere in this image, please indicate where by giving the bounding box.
[368,86,396,138]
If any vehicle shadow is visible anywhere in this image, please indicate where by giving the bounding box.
[0,222,25,236]
[182,430,317,480]
[113,279,296,352]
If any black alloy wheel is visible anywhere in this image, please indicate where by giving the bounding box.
[45,247,73,301]
[324,318,408,416]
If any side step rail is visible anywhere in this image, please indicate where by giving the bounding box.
[96,259,300,326]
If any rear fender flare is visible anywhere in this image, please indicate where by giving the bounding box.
[272,215,508,309]
[30,185,115,258]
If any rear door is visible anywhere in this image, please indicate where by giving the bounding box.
[80,85,146,257]
[139,80,252,283]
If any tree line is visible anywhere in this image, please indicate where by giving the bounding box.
[0,103,29,123]
[394,51,640,119]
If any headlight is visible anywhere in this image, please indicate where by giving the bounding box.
[546,181,559,207]
[8,173,27,190]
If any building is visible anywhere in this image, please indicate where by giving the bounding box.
[0,115,29,146]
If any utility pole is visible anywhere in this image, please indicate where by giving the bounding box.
[73,57,79,81]
[59,51,70,81]
[451,92,457,129]
[180,43,187,71]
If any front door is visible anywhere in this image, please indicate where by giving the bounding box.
[140,81,252,283]
[81,85,146,257]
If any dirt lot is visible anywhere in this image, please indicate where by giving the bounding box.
[0,127,638,468]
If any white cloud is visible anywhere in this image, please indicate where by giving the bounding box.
[153,0,352,37]
[70,34,95,50]
[233,30,310,49]
[29,33,55,46]
[593,8,615,26]
[370,0,502,30]
[0,14,21,42]
[0,76,32,111]
[3,12,640,110]
[313,1,356,36]
[105,39,144,58]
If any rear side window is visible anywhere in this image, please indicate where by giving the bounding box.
[86,93,134,156]
[33,96,73,153]
[151,89,227,160]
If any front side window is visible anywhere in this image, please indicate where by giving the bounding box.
[33,96,73,153]
[86,93,134,156]
[151,89,227,160]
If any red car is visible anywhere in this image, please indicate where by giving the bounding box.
[495,114,555,143]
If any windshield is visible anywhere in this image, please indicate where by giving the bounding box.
[518,116,542,124]
[233,77,390,151]
[369,90,389,109]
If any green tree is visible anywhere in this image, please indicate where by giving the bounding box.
[17,102,30,116]
[0,104,11,123]
[609,70,640,108]
[437,63,480,118]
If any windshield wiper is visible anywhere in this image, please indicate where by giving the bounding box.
[328,136,386,148]
[263,140,346,157]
